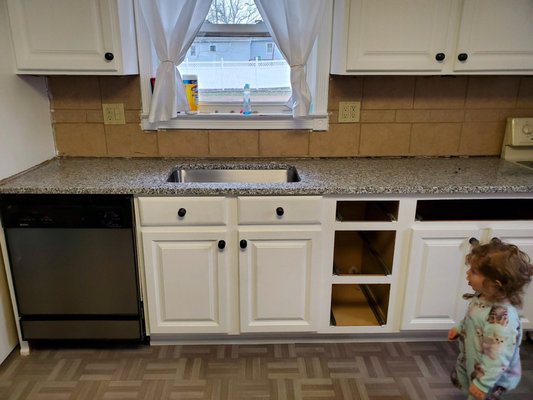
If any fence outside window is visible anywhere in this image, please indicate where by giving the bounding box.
[178,59,291,91]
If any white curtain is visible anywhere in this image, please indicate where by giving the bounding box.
[139,0,212,123]
[254,0,327,118]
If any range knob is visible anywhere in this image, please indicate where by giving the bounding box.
[522,123,533,135]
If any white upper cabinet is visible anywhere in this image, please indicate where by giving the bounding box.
[331,0,533,75]
[454,0,533,73]
[7,0,138,75]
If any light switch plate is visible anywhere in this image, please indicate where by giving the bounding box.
[102,103,126,125]
[338,101,360,123]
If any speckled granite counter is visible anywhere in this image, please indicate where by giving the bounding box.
[0,157,532,196]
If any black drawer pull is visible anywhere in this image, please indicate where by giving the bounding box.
[469,237,479,246]
[177,208,186,218]
[240,239,247,249]
[276,207,284,216]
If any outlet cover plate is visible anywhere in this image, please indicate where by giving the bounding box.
[338,101,360,123]
[102,103,126,125]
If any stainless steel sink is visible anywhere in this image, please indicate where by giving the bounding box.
[167,166,300,183]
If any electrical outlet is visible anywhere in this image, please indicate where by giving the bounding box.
[338,101,361,123]
[102,103,125,125]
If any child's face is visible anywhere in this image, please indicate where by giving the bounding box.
[466,265,486,294]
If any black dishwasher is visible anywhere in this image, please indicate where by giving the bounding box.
[0,194,144,341]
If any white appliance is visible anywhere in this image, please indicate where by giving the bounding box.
[501,117,533,170]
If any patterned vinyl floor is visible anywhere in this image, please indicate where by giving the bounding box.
[0,339,532,400]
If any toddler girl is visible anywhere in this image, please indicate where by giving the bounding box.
[448,237,533,400]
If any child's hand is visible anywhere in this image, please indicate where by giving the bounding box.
[448,327,459,341]
[469,383,486,400]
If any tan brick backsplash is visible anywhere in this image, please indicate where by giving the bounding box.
[105,124,158,157]
[309,123,359,157]
[54,123,107,156]
[259,130,309,157]
[414,76,467,109]
[410,123,461,156]
[210,130,259,157]
[158,130,209,157]
[459,122,507,156]
[47,75,533,158]
[359,123,411,156]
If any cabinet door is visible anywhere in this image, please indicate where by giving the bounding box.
[402,227,483,330]
[7,0,137,74]
[239,228,321,332]
[141,229,231,334]
[487,227,533,330]
[454,0,533,72]
[332,0,459,73]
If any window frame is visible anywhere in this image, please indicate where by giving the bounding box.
[133,0,332,131]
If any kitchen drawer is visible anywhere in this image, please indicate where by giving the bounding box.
[238,196,322,225]
[138,197,227,226]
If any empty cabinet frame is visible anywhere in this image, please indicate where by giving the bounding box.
[330,201,398,327]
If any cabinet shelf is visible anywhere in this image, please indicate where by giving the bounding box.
[330,284,389,326]
[333,231,395,275]
[336,201,399,222]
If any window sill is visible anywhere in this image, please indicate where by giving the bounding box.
[140,113,329,131]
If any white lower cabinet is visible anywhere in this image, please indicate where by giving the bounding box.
[401,227,481,330]
[141,229,232,334]
[138,196,322,336]
[238,228,321,332]
[401,198,533,332]
[138,195,533,339]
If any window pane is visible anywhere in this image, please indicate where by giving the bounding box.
[207,0,262,24]
[177,0,291,105]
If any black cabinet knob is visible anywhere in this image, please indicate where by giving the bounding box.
[104,52,114,61]
[177,208,186,218]
[435,53,445,61]
[469,237,479,246]
[457,53,468,62]
[276,207,284,216]
[240,239,247,249]
[218,240,226,250]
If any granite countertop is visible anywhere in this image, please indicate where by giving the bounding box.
[0,156,532,196]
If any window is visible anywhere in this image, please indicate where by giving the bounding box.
[178,20,291,107]
[135,0,332,131]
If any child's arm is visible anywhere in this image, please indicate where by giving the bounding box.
[448,320,464,340]
[448,327,459,340]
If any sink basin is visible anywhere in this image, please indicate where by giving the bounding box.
[167,166,300,183]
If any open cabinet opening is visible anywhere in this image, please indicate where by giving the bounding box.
[333,231,395,275]
[330,284,390,327]
[336,201,399,222]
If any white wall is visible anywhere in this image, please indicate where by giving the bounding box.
[0,0,55,181]
[0,0,56,363]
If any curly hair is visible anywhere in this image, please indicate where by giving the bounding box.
[466,237,533,307]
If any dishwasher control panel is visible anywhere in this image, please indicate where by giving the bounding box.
[501,117,533,163]
[508,117,533,146]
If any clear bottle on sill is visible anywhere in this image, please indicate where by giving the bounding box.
[242,83,252,115]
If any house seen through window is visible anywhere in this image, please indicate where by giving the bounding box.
[176,0,291,107]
